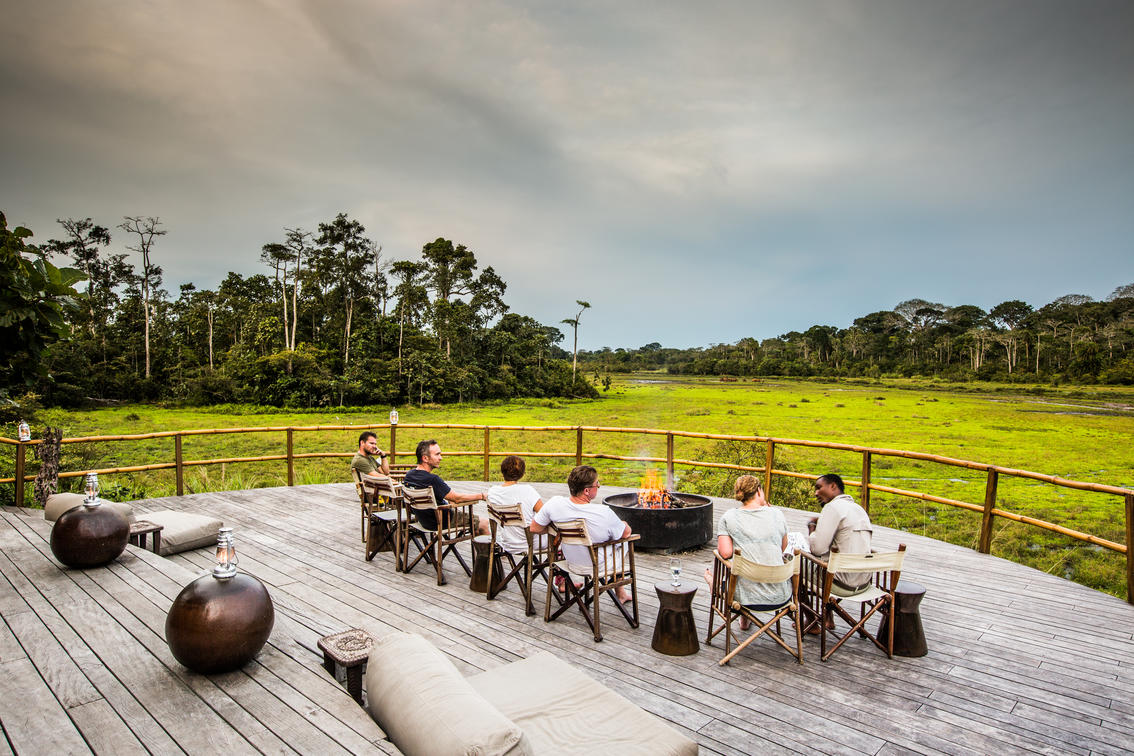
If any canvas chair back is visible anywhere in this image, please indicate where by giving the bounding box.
[487,502,525,529]
[401,485,438,511]
[827,549,905,576]
[731,549,799,584]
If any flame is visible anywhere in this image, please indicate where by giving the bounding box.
[637,469,667,508]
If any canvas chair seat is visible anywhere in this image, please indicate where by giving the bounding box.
[802,545,907,662]
[706,549,803,665]
[545,518,639,643]
[401,484,475,586]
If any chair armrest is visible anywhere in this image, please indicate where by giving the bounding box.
[594,533,641,549]
[800,550,829,569]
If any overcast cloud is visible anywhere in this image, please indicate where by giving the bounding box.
[3,0,1132,349]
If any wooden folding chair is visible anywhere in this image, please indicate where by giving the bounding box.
[706,549,802,665]
[365,475,404,565]
[401,485,475,586]
[351,468,378,544]
[544,519,639,642]
[803,544,907,661]
[485,502,559,616]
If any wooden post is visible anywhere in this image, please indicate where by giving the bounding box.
[390,425,397,466]
[483,427,491,482]
[665,433,675,490]
[175,434,184,496]
[286,429,295,487]
[978,468,998,554]
[860,450,872,513]
[764,439,774,494]
[575,427,583,467]
[15,442,26,506]
[1125,493,1134,605]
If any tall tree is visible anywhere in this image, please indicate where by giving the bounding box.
[44,218,111,336]
[118,216,165,378]
[317,213,371,367]
[390,260,429,374]
[561,300,591,382]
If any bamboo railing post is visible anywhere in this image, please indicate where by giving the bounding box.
[575,427,583,467]
[764,439,774,494]
[665,433,675,489]
[979,468,999,553]
[15,441,26,506]
[286,429,295,487]
[1125,493,1134,605]
[483,427,491,481]
[861,450,872,513]
[390,424,397,466]
[175,434,184,496]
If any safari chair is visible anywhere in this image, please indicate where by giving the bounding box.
[802,544,907,662]
[351,468,379,544]
[544,519,640,642]
[365,475,404,565]
[485,502,560,616]
[706,549,802,666]
[401,485,475,586]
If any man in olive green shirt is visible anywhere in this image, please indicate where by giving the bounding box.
[351,431,390,479]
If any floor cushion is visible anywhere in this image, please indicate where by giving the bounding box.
[44,493,135,524]
[364,632,528,756]
[142,510,224,555]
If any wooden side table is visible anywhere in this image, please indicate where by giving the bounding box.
[468,535,502,593]
[129,520,164,554]
[652,581,699,656]
[318,629,374,704]
[878,580,928,657]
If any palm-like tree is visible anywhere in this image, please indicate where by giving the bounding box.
[561,300,591,383]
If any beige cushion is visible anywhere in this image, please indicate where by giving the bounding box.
[469,652,697,756]
[364,632,528,756]
[44,493,135,524]
[143,510,223,555]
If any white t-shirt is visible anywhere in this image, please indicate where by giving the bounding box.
[533,495,629,572]
[486,482,545,554]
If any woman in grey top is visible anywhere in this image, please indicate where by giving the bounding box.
[705,475,791,628]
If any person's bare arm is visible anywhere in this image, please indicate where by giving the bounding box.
[532,498,544,512]
[717,534,734,559]
[444,490,486,504]
[530,521,547,534]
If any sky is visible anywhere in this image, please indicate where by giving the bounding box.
[3,0,1133,350]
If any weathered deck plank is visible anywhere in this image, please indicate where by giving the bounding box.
[3,480,1133,755]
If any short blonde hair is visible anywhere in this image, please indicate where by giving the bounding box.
[733,475,763,503]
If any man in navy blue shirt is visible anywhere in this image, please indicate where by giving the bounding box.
[403,439,490,535]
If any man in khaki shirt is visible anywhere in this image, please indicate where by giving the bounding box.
[807,473,873,589]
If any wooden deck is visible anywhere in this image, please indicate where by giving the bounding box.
[3,483,1133,755]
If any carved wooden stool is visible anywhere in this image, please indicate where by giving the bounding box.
[318,628,374,704]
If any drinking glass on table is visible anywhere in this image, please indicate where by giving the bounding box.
[669,558,681,586]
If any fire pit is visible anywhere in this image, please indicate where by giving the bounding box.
[603,472,714,553]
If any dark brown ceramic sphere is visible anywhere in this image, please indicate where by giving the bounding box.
[50,504,130,568]
[165,573,275,674]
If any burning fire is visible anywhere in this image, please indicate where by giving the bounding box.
[636,470,684,509]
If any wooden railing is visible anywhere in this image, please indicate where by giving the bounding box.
[3,423,1132,602]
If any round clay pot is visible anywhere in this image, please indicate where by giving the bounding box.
[165,573,275,674]
[50,503,130,568]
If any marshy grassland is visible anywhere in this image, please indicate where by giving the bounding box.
[9,375,1134,597]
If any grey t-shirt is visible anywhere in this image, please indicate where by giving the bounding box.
[717,506,790,606]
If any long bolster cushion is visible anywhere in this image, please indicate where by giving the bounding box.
[44,493,135,524]
[364,632,529,756]
[468,651,698,755]
[141,510,223,555]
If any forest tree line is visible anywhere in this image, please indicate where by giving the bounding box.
[2,210,595,411]
[580,291,1134,384]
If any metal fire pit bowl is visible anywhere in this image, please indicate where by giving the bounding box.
[603,492,714,553]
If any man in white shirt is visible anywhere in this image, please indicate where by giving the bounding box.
[485,455,545,555]
[531,465,632,604]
